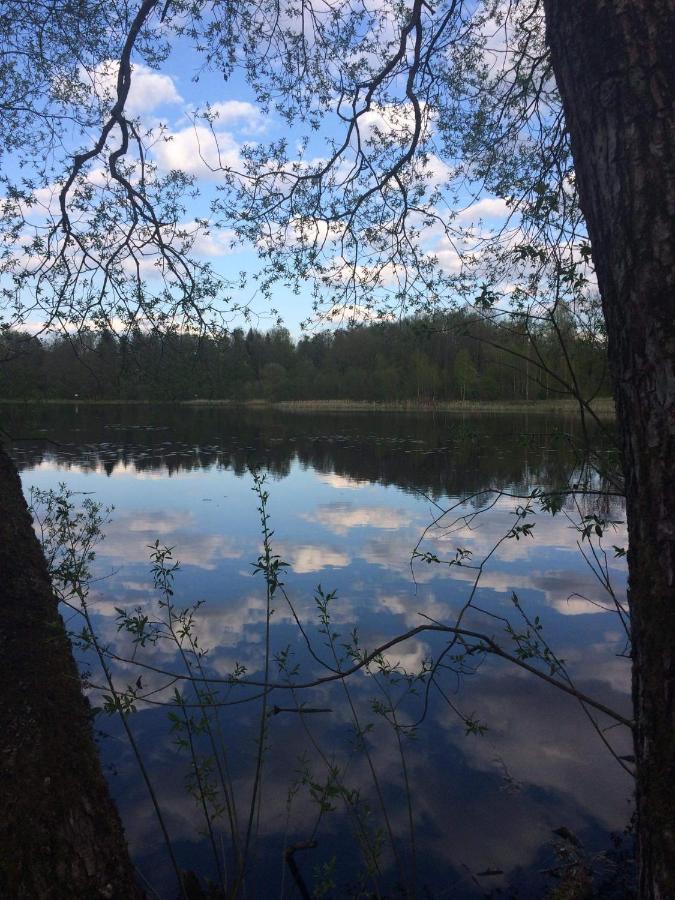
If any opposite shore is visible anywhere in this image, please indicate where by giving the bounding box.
[0,396,616,416]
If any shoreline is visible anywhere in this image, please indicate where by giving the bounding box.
[0,397,616,416]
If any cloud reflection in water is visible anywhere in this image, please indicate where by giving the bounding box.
[12,405,631,897]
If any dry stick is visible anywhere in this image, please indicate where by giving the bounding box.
[551,502,634,776]
[179,701,226,884]
[174,651,227,888]
[407,460,624,741]
[236,476,275,894]
[287,682,386,894]
[152,551,227,890]
[287,590,388,892]
[284,842,317,900]
[77,591,187,900]
[375,673,418,898]
[575,537,630,638]
[187,636,243,874]
[408,498,540,730]
[323,622,406,888]
[97,618,632,728]
[133,865,165,900]
[511,595,634,778]
[567,493,630,639]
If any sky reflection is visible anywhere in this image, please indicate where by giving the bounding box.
[11,404,632,898]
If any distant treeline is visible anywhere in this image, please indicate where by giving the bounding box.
[0,310,609,403]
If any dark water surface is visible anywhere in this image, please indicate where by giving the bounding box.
[7,404,633,898]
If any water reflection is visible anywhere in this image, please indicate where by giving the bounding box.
[8,403,611,497]
[302,502,413,534]
[8,404,632,898]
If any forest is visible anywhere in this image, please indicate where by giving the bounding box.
[0,309,609,403]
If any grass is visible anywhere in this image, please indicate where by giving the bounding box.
[0,397,160,405]
[186,397,617,416]
[0,396,617,416]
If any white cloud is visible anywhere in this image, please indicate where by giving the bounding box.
[98,509,242,570]
[316,472,369,491]
[120,580,154,592]
[358,101,434,145]
[209,100,267,134]
[191,593,268,647]
[379,638,430,673]
[277,543,351,574]
[320,302,396,325]
[430,227,485,275]
[153,125,243,178]
[302,503,412,535]
[432,236,465,274]
[188,225,239,258]
[375,590,456,629]
[124,511,189,535]
[423,153,453,186]
[127,64,183,115]
[82,60,182,116]
[456,197,510,223]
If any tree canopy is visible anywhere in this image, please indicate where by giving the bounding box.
[1,0,595,351]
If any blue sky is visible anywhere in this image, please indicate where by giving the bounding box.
[54,27,514,336]
[6,3,564,339]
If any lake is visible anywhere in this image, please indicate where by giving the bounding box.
[6,403,634,898]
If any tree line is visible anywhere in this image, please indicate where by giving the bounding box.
[0,309,610,404]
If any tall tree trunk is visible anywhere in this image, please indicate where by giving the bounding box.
[544,2,675,896]
[0,448,143,898]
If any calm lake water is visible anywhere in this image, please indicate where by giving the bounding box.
[7,404,633,898]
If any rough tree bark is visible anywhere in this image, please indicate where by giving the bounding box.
[0,448,143,898]
[544,1,675,896]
